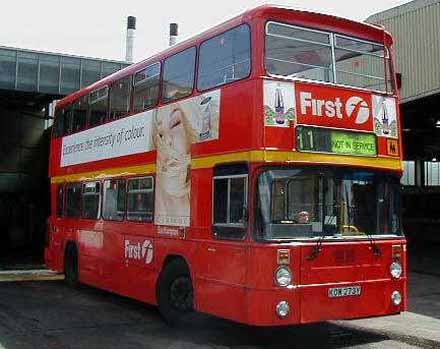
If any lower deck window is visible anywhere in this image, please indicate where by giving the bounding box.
[127,177,154,222]
[213,166,248,239]
[214,176,247,225]
[65,183,82,218]
[56,184,64,217]
[103,179,126,221]
[82,182,101,219]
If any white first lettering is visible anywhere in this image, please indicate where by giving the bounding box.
[299,91,343,119]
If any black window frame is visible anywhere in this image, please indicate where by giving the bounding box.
[212,163,248,240]
[197,23,252,92]
[161,46,197,104]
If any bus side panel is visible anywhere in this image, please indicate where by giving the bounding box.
[191,80,257,159]
[116,224,157,305]
[194,242,248,324]
[190,167,249,323]
[188,168,212,239]
[76,220,108,289]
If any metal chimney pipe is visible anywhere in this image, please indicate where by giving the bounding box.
[126,16,136,63]
[169,23,178,46]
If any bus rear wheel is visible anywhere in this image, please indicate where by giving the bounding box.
[64,244,79,288]
[157,259,194,325]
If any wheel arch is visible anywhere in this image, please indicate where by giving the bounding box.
[156,254,193,299]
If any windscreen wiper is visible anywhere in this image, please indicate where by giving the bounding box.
[306,234,325,261]
[365,232,381,257]
[306,215,333,260]
[307,175,328,261]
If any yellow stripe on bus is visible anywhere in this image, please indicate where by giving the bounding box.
[191,150,403,171]
[51,164,156,183]
[51,150,402,183]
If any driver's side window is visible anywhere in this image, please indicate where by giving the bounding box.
[212,163,248,240]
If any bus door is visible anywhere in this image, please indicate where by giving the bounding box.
[116,176,155,299]
[75,182,104,284]
[50,184,66,269]
[101,178,129,292]
[197,169,249,322]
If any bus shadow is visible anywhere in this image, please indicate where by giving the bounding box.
[68,283,390,349]
[0,281,390,349]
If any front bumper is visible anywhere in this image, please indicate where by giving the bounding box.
[246,278,406,326]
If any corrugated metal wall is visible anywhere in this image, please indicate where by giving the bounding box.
[367,0,440,103]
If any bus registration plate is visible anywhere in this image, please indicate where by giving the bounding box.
[328,286,362,298]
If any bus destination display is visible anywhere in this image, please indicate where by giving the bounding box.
[297,126,377,157]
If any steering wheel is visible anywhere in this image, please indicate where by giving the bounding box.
[341,225,360,234]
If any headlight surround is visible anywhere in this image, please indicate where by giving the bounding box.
[275,266,292,287]
[391,290,402,306]
[390,261,403,279]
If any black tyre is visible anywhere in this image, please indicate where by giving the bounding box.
[157,259,194,326]
[64,244,79,288]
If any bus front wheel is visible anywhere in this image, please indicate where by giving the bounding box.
[157,259,194,325]
[64,244,79,288]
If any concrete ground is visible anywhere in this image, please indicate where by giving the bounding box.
[0,244,438,348]
[408,272,440,320]
[0,280,424,349]
[332,246,440,348]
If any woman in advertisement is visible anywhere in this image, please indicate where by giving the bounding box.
[154,92,220,227]
[154,106,195,226]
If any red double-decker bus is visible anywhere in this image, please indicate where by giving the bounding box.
[46,5,407,326]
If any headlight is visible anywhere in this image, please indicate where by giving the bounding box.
[390,261,403,279]
[275,266,292,287]
[391,291,402,306]
[276,301,290,318]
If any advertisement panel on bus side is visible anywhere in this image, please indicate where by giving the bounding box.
[264,80,398,138]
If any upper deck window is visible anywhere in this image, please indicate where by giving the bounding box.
[52,108,65,138]
[162,47,196,103]
[109,75,132,120]
[71,95,88,133]
[334,35,391,92]
[63,107,74,136]
[265,22,334,83]
[133,63,160,112]
[88,87,108,127]
[197,24,251,91]
[265,22,395,94]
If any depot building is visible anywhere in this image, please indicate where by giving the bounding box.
[367,0,440,245]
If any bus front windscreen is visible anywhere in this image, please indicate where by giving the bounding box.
[265,21,395,94]
[257,168,402,240]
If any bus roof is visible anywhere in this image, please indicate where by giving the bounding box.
[56,4,393,109]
